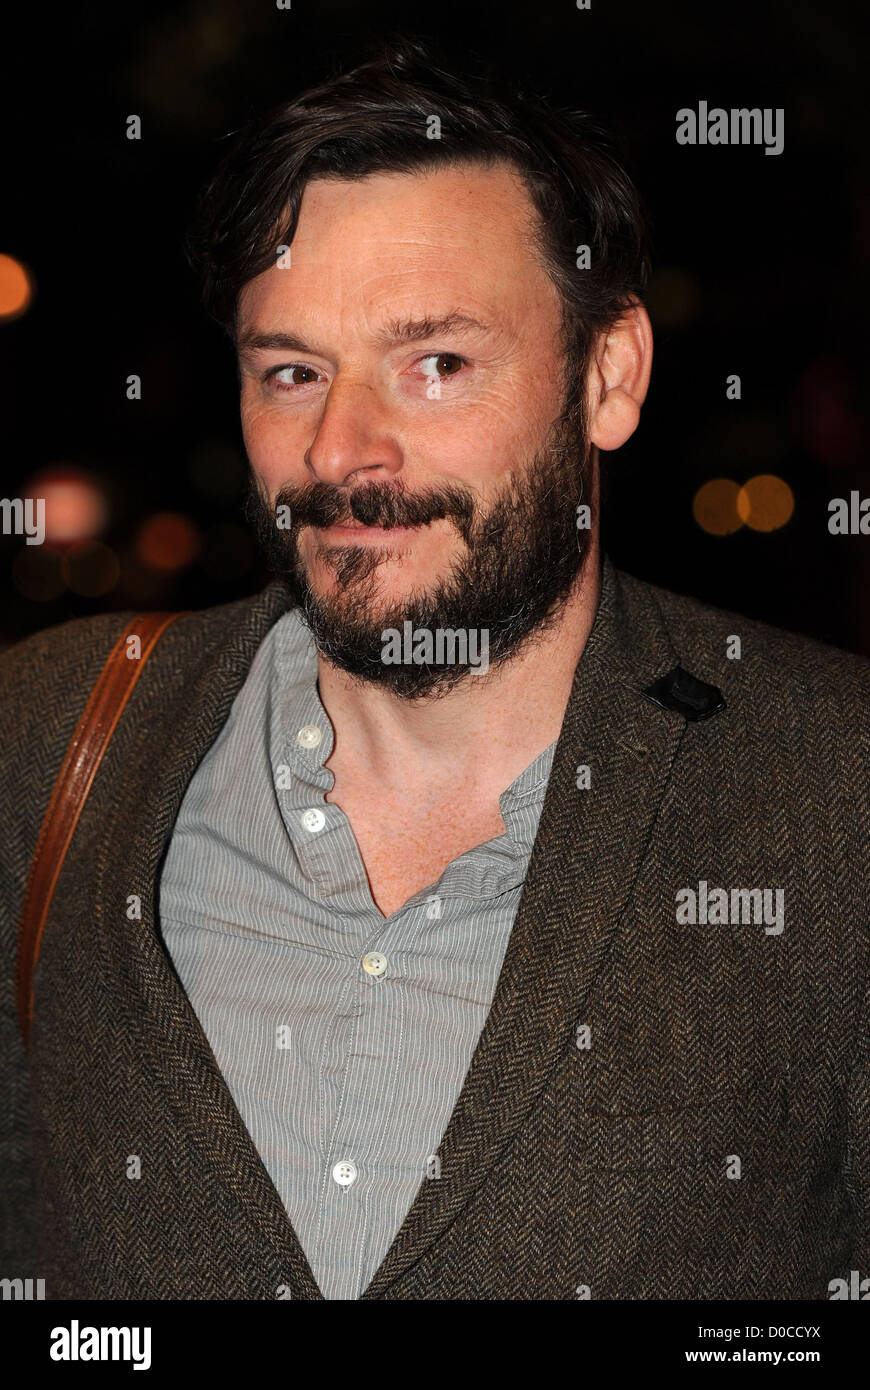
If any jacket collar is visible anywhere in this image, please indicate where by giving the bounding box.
[119,555,688,1298]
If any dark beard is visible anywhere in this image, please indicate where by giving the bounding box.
[244,378,595,701]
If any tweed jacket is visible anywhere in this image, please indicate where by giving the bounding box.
[1,556,868,1300]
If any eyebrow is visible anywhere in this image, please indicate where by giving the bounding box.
[236,312,492,357]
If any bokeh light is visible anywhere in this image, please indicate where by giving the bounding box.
[737,475,795,532]
[692,478,742,535]
[0,254,34,321]
[22,468,109,546]
[135,512,201,571]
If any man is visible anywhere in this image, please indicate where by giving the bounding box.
[1,40,868,1302]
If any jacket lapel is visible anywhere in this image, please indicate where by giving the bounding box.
[112,578,326,1299]
[363,556,689,1296]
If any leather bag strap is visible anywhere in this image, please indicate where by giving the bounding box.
[15,610,188,1050]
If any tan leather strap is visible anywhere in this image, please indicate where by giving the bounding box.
[16,610,189,1051]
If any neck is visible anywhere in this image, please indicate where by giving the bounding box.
[316,533,602,803]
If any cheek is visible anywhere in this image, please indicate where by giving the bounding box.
[241,398,305,485]
[424,391,554,486]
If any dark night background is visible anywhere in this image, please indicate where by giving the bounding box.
[1,0,867,654]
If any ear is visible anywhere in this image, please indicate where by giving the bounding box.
[585,300,653,452]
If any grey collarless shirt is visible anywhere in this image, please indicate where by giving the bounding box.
[158,606,556,1299]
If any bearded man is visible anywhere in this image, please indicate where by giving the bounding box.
[1,41,868,1302]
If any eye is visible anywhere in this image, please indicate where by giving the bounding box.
[417,352,466,379]
[267,364,324,391]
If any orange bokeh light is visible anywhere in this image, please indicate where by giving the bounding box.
[0,254,34,320]
[692,478,743,535]
[23,468,109,546]
[737,475,795,532]
[135,512,200,572]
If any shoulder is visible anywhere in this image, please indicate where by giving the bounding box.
[0,585,292,801]
[616,565,870,727]
[1,608,138,694]
[0,584,288,704]
[612,566,870,876]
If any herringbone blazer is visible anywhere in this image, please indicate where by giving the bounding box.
[1,556,868,1299]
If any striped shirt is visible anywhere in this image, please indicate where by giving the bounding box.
[158,605,556,1299]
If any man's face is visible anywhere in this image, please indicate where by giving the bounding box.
[238,160,595,698]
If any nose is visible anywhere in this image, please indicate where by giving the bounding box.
[305,376,403,487]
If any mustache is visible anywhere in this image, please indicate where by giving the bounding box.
[271,477,476,533]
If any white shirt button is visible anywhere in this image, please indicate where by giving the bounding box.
[300,808,326,833]
[332,1160,357,1188]
[362,951,388,977]
[296,724,323,749]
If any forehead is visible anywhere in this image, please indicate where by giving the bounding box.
[238,160,559,334]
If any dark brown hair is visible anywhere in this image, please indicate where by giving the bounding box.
[186,36,651,372]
